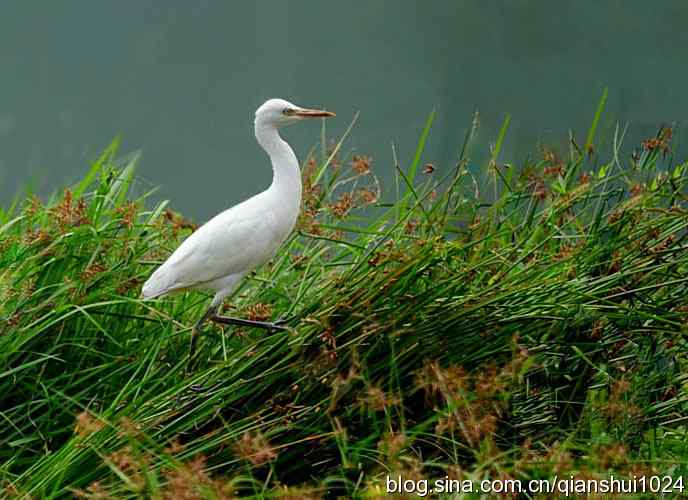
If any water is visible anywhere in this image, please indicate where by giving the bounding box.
[1,1,686,220]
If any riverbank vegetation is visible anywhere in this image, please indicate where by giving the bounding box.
[1,95,687,498]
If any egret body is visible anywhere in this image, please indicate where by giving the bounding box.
[142,98,335,354]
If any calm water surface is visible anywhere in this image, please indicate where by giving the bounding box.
[1,1,686,219]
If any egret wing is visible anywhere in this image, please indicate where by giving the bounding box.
[145,196,279,296]
[167,217,262,284]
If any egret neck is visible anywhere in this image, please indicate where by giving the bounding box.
[254,120,302,217]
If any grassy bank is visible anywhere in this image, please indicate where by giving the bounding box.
[1,102,688,498]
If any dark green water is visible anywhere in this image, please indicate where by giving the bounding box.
[1,1,686,219]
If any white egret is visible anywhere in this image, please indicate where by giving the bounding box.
[142,98,335,355]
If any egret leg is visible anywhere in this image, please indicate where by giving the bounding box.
[189,307,291,364]
[210,314,289,332]
[189,304,217,362]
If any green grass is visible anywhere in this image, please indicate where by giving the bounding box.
[1,101,688,499]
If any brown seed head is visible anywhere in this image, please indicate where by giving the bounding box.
[422,163,435,174]
[74,411,104,437]
[234,431,277,466]
[351,155,372,174]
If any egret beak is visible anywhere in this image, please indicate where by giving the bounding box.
[293,108,336,118]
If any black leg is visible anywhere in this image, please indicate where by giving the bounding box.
[189,304,217,364]
[184,307,295,393]
[210,314,289,332]
[189,307,291,366]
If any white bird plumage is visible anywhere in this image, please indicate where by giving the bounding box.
[142,98,335,351]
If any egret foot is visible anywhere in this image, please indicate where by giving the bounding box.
[273,314,298,328]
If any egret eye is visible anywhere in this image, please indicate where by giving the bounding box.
[282,108,293,116]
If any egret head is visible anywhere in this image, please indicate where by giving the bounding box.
[255,98,335,128]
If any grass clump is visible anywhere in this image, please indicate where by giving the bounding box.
[1,100,688,498]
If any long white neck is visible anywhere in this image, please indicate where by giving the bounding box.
[254,121,302,212]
